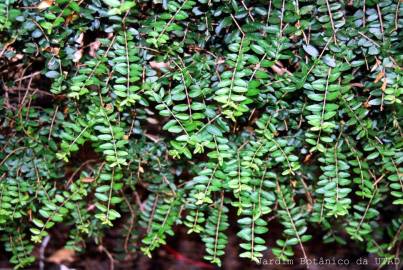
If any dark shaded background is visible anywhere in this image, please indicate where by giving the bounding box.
[1,221,401,270]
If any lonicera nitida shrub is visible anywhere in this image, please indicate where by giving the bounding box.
[0,0,402,268]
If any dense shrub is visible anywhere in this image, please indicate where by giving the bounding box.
[0,0,402,268]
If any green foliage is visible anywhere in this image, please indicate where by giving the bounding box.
[214,35,252,121]
[0,0,402,268]
[2,231,35,269]
[140,192,183,257]
[273,184,311,262]
[201,196,229,267]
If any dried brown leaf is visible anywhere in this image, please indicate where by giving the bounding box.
[149,61,170,69]
[89,40,101,58]
[81,177,95,183]
[73,49,83,63]
[75,33,84,46]
[47,248,75,264]
[37,0,53,10]
[374,70,384,83]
